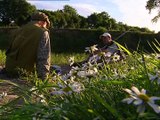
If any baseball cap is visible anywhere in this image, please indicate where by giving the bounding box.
[99,32,111,39]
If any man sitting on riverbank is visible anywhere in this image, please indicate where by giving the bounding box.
[72,32,124,67]
[4,12,51,80]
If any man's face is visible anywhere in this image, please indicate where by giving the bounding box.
[43,21,48,28]
[101,36,111,45]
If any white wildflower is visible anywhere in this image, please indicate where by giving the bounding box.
[89,52,107,64]
[148,70,160,84]
[61,74,71,81]
[70,82,85,93]
[37,94,47,104]
[30,86,37,91]
[51,82,84,95]
[68,56,75,66]
[122,86,160,114]
[30,86,47,104]
[0,92,7,99]
[70,76,76,82]
[105,52,112,57]
[155,54,160,59]
[77,71,87,78]
[88,55,100,64]
[77,67,98,78]
[85,44,98,53]
[70,66,80,72]
[81,62,93,69]
[51,90,64,95]
[112,53,120,62]
[144,54,151,59]
[86,67,98,77]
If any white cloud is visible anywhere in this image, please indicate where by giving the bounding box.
[70,4,100,17]
[28,1,99,17]
[28,1,64,10]
[112,0,160,32]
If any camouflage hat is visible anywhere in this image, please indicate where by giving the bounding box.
[31,11,50,28]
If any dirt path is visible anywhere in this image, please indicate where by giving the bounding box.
[0,65,72,105]
[0,66,33,105]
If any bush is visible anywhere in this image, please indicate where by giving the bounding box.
[0,28,159,53]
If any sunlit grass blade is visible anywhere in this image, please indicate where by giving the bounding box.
[136,40,141,51]
[152,40,160,52]
[147,41,157,53]
[147,39,160,53]
[154,39,160,46]
[0,80,32,103]
[0,80,20,88]
[114,41,132,55]
[0,50,6,66]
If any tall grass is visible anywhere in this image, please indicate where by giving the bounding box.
[0,52,87,66]
[0,41,159,120]
[0,50,6,66]
[51,53,87,65]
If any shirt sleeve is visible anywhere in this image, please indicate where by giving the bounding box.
[107,43,119,54]
[36,31,51,80]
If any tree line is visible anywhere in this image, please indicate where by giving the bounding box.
[0,0,159,33]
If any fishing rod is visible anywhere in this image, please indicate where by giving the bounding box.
[114,28,134,41]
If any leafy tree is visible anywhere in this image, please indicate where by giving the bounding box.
[39,9,66,28]
[0,0,36,26]
[79,16,88,28]
[63,5,80,28]
[146,0,160,22]
[40,5,81,28]
[44,5,153,32]
[63,5,77,15]
[87,13,98,28]
[140,27,154,33]
[96,12,109,28]
[87,12,117,30]
[0,1,152,33]
[107,18,117,30]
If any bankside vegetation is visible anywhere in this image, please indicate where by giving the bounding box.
[0,42,160,119]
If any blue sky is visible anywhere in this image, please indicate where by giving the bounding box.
[27,0,160,32]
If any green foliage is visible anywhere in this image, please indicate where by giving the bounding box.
[146,0,160,22]
[39,5,81,29]
[38,5,154,32]
[51,53,87,65]
[0,50,5,66]
[51,29,159,53]
[0,1,154,32]
[0,49,160,119]
[115,31,158,52]
[51,29,100,53]
[0,0,36,26]
[87,12,117,30]
[0,28,159,53]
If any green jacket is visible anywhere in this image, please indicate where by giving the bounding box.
[5,22,47,76]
